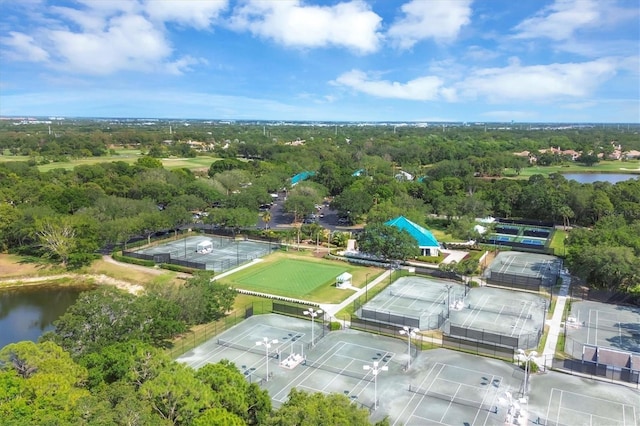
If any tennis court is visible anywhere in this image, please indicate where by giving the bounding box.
[485,222,554,252]
[447,286,547,349]
[359,276,467,330]
[177,313,640,425]
[526,370,639,426]
[484,251,561,290]
[178,313,323,381]
[565,300,640,357]
[127,236,276,272]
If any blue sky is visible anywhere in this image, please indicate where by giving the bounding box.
[1,0,638,122]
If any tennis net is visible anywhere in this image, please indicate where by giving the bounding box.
[390,291,445,304]
[302,359,374,382]
[217,339,279,358]
[469,304,532,319]
[408,385,495,412]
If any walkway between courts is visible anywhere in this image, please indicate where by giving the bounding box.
[533,270,571,368]
[319,269,392,324]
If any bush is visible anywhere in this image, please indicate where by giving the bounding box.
[416,254,443,263]
[467,280,480,288]
[329,321,341,331]
[113,252,155,267]
[519,361,539,373]
[160,263,200,274]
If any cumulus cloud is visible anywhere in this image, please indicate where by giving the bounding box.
[512,0,600,41]
[457,58,618,102]
[229,0,382,53]
[387,0,472,49]
[332,69,446,101]
[0,1,222,75]
[48,14,172,74]
[143,0,228,29]
[1,32,50,62]
[332,57,619,105]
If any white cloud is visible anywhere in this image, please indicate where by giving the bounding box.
[387,0,472,49]
[229,0,382,53]
[143,0,229,30]
[457,58,618,102]
[513,0,600,41]
[332,69,445,101]
[332,57,619,105]
[0,1,219,76]
[1,32,49,62]
[49,14,171,74]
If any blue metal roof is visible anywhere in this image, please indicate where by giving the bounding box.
[385,216,439,248]
[291,171,315,185]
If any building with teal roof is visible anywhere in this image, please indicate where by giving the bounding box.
[290,171,315,186]
[385,216,440,256]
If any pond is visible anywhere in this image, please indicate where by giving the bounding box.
[0,285,90,349]
[562,173,639,184]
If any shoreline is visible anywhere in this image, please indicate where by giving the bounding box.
[0,273,144,295]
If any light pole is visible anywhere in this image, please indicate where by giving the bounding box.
[303,308,323,347]
[256,337,278,381]
[517,349,537,401]
[363,360,388,410]
[399,326,419,370]
[365,273,370,302]
[446,285,453,317]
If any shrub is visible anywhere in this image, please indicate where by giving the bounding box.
[160,263,200,274]
[113,252,155,267]
[467,280,480,288]
[329,321,341,331]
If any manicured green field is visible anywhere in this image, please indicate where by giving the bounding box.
[505,160,640,179]
[230,258,350,298]
[0,150,220,171]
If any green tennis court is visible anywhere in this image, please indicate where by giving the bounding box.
[231,258,350,297]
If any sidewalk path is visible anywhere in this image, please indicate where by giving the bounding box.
[319,270,392,323]
[534,270,571,368]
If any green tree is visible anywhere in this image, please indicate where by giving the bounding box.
[357,223,419,261]
[196,360,271,425]
[44,287,184,358]
[35,218,76,267]
[140,363,214,425]
[268,388,387,426]
[0,341,91,425]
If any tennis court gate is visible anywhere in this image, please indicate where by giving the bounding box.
[272,301,327,345]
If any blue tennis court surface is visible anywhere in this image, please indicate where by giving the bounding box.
[520,239,544,245]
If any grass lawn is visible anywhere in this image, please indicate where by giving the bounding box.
[230,258,347,298]
[220,251,383,303]
[0,150,220,172]
[504,160,640,179]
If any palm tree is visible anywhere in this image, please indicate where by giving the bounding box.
[261,210,271,229]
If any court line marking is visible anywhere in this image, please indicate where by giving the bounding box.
[393,362,503,426]
[271,340,395,403]
[185,322,308,369]
[547,388,635,426]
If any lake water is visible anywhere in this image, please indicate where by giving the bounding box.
[0,285,88,349]
[562,173,639,184]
